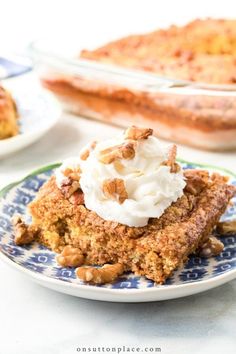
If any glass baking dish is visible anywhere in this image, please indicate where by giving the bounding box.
[29,38,236,151]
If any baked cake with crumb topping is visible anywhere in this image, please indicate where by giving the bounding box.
[13,127,236,284]
[81,19,236,84]
[42,19,236,151]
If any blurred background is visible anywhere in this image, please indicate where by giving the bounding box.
[1,0,236,178]
[1,0,235,53]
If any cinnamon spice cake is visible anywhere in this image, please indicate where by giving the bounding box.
[13,126,236,284]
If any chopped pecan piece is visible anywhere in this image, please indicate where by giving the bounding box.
[113,160,125,174]
[80,149,90,161]
[124,126,153,140]
[102,178,128,204]
[80,141,97,161]
[217,220,236,234]
[184,169,209,195]
[60,166,82,198]
[61,179,81,199]
[198,235,224,258]
[63,166,81,181]
[13,216,37,245]
[99,142,135,164]
[56,245,84,267]
[76,263,124,284]
[161,144,180,173]
[69,189,85,205]
[184,173,208,195]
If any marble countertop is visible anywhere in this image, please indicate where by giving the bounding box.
[0,259,235,354]
[0,113,235,354]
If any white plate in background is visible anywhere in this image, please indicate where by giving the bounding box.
[0,86,61,158]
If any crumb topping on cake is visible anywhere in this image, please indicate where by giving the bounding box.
[80,19,236,85]
[25,168,236,284]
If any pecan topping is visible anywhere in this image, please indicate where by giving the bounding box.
[80,141,97,161]
[102,178,128,204]
[161,144,181,173]
[56,245,84,267]
[61,166,81,198]
[80,149,90,161]
[184,169,209,195]
[184,175,207,195]
[113,160,125,174]
[124,126,153,140]
[69,189,85,205]
[13,216,37,245]
[76,263,124,284]
[61,180,81,199]
[198,235,224,258]
[63,166,81,181]
[99,142,135,164]
[217,220,236,234]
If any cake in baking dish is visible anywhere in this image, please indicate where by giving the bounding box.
[42,19,236,151]
[81,18,236,84]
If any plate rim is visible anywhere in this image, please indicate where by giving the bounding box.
[0,159,235,299]
[0,249,235,298]
[0,89,61,155]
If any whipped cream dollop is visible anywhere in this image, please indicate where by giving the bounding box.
[55,157,81,187]
[56,129,186,227]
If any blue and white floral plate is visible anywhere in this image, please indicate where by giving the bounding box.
[0,86,61,158]
[0,161,235,302]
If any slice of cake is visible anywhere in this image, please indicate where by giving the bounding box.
[13,126,236,284]
[0,85,18,139]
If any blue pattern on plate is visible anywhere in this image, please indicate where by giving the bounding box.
[1,244,25,258]
[53,267,76,281]
[28,252,55,265]
[7,87,60,137]
[179,268,207,282]
[21,176,47,192]
[184,256,209,269]
[13,190,34,206]
[0,162,235,289]
[21,261,46,273]
[3,203,25,218]
[213,260,236,275]
[0,216,12,231]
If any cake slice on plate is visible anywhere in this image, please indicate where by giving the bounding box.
[13,126,236,284]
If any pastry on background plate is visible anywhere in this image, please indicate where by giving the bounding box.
[0,85,18,139]
[13,126,236,284]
